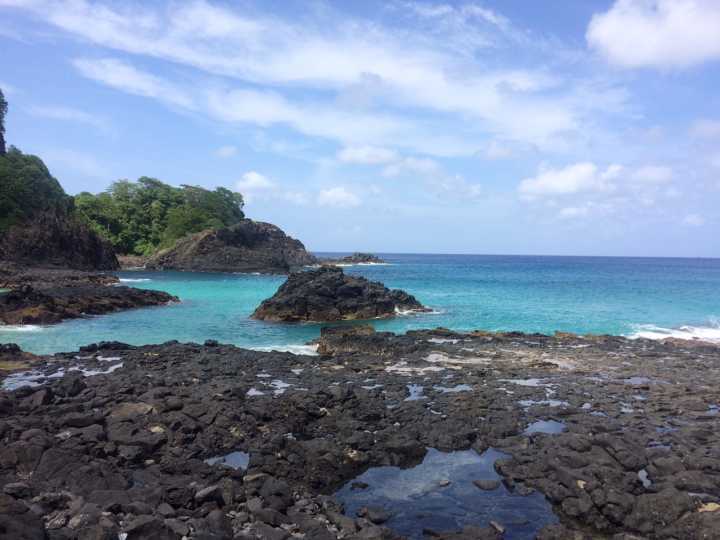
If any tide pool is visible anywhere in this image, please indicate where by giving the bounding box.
[2,254,719,354]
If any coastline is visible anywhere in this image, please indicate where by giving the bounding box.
[1,328,718,538]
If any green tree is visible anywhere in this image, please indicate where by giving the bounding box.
[0,88,8,155]
[75,178,245,255]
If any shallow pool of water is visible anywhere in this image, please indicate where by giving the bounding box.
[334,447,557,539]
[204,451,250,470]
[524,420,567,435]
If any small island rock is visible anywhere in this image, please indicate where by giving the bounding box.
[252,266,428,322]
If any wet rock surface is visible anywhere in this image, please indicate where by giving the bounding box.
[146,219,317,274]
[0,328,719,538]
[0,284,178,325]
[252,266,428,322]
[0,265,119,290]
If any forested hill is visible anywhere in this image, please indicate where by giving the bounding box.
[76,179,245,256]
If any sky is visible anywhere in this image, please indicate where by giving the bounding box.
[1,0,719,257]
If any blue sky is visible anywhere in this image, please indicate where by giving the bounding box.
[1,0,719,257]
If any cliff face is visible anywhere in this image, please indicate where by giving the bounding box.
[0,149,119,270]
[146,219,317,274]
[0,210,119,270]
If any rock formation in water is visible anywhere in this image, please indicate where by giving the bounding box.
[0,284,178,325]
[321,252,386,265]
[146,219,317,274]
[252,266,428,322]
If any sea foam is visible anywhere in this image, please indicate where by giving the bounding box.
[629,320,720,344]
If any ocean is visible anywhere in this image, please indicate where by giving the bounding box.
[2,254,719,354]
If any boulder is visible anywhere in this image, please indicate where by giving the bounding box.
[251,266,428,322]
[146,219,316,274]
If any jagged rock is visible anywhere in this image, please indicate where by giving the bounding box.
[252,266,428,322]
[321,253,386,265]
[0,284,178,325]
[146,219,316,274]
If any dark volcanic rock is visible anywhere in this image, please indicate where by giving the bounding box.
[0,284,178,325]
[145,219,316,274]
[252,266,428,322]
[321,252,386,265]
[2,331,719,539]
[0,210,118,271]
[0,264,118,290]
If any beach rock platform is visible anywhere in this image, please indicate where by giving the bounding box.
[1,329,718,538]
[252,266,428,322]
[146,219,317,274]
[0,284,178,325]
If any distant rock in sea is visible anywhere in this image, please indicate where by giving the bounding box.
[252,266,428,322]
[146,219,317,274]
[321,252,386,265]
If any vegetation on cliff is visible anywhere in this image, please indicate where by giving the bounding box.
[76,178,245,255]
[0,148,71,233]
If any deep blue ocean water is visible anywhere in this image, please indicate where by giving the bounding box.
[2,254,719,354]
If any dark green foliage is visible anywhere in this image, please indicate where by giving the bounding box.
[0,87,8,155]
[76,177,244,255]
[0,147,72,232]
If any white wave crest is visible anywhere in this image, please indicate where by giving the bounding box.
[119,278,152,283]
[0,324,44,332]
[249,344,319,356]
[628,320,720,344]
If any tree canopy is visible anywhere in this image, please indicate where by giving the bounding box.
[75,178,245,255]
[0,147,71,233]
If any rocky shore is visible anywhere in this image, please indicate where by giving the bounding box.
[0,266,178,326]
[1,328,718,539]
[320,253,386,266]
[252,267,428,322]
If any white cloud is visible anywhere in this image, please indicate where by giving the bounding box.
[519,162,618,197]
[0,80,17,95]
[317,187,361,208]
[559,206,589,219]
[587,0,720,69]
[72,57,194,108]
[236,171,275,192]
[4,0,631,155]
[27,105,109,132]
[482,140,513,159]
[631,165,673,184]
[683,213,705,226]
[382,157,440,178]
[337,146,398,164]
[691,119,720,138]
[215,145,238,158]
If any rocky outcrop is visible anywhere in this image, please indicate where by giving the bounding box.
[252,266,428,322]
[0,264,118,290]
[0,284,178,325]
[0,211,119,271]
[321,252,386,265]
[146,219,317,274]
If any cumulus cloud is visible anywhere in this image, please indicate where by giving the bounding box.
[317,187,361,208]
[215,145,238,158]
[236,171,275,194]
[337,146,398,164]
[382,157,440,178]
[519,162,619,197]
[587,0,720,69]
[235,170,308,205]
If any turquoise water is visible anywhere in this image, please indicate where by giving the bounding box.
[2,254,719,354]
